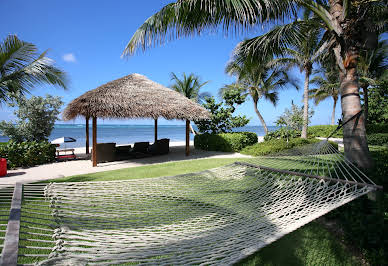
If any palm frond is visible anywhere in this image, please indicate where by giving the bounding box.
[123,0,296,57]
[0,35,68,102]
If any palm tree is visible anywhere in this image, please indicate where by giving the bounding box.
[170,72,209,134]
[358,38,388,124]
[122,0,386,168]
[309,71,340,125]
[252,21,322,138]
[222,56,295,135]
[0,35,68,103]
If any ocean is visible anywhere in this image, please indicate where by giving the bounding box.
[0,124,279,148]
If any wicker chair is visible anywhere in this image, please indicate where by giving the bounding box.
[93,143,116,163]
[148,138,170,155]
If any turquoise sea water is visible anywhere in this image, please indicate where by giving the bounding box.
[0,124,279,148]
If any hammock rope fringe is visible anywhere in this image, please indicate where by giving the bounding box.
[0,140,382,265]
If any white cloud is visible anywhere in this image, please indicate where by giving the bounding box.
[62,53,76,63]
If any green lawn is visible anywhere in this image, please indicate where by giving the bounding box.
[39,156,361,265]
[48,157,245,182]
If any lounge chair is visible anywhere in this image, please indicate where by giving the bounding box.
[148,138,170,155]
[129,142,151,158]
[93,143,116,163]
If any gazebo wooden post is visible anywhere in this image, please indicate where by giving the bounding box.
[92,117,97,167]
[85,116,90,154]
[154,119,158,143]
[185,120,190,156]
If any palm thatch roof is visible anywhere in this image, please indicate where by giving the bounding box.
[63,73,210,121]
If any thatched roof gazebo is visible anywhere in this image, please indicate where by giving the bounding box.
[63,73,210,166]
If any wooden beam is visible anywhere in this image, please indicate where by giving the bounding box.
[92,117,97,167]
[85,117,89,154]
[185,120,190,156]
[154,119,158,143]
[0,183,22,266]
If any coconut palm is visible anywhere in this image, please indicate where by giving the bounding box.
[309,72,340,125]
[170,72,209,134]
[0,35,68,103]
[254,22,322,138]
[222,56,296,135]
[358,38,388,123]
[123,0,386,167]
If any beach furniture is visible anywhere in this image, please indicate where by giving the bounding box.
[148,138,170,155]
[0,158,6,176]
[56,148,76,161]
[129,142,152,158]
[51,137,77,161]
[94,143,116,163]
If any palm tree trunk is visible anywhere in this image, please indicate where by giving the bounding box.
[253,100,268,135]
[328,0,372,168]
[301,71,310,139]
[331,97,337,125]
[340,48,372,168]
[362,86,369,125]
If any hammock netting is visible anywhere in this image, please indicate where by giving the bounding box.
[14,140,378,265]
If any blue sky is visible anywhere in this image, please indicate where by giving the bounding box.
[1,0,340,126]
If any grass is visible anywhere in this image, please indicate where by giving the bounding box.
[48,157,245,182]
[238,222,359,266]
[2,146,376,265]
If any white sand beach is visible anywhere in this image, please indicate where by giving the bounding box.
[1,141,252,185]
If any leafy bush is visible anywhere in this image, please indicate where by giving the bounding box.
[194,132,257,152]
[368,133,388,145]
[0,141,56,169]
[264,127,300,141]
[240,138,322,156]
[366,124,388,134]
[276,101,314,130]
[308,125,343,138]
[306,124,387,139]
[0,94,63,142]
[194,96,249,134]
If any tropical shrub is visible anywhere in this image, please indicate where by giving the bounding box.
[367,133,388,145]
[0,94,63,142]
[306,124,388,139]
[0,141,56,169]
[264,127,300,141]
[276,102,314,131]
[240,138,322,156]
[194,96,249,134]
[366,124,388,134]
[194,132,257,152]
[308,125,343,138]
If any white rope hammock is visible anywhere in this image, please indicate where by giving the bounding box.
[36,140,379,265]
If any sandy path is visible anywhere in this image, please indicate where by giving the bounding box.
[1,141,251,185]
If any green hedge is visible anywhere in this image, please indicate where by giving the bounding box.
[194,132,258,152]
[307,124,388,138]
[366,124,388,134]
[264,128,300,141]
[240,138,336,156]
[368,133,388,145]
[0,141,56,169]
[307,125,343,138]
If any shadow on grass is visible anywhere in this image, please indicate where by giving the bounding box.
[236,222,359,266]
